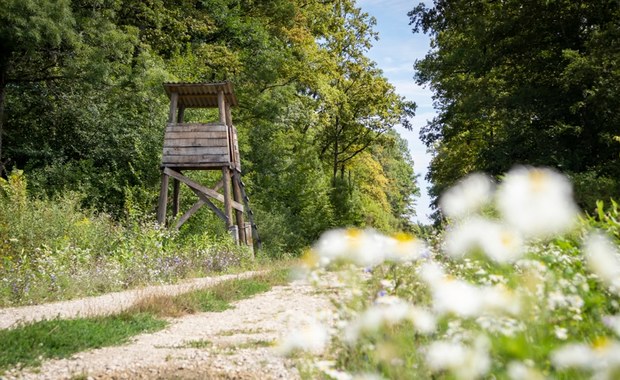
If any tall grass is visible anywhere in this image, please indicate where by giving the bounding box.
[0,170,252,306]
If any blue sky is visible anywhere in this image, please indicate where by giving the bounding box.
[357,0,435,224]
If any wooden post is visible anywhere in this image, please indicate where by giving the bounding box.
[177,105,185,124]
[158,90,178,226]
[168,92,178,124]
[218,90,226,123]
[225,101,245,244]
[232,172,246,245]
[225,103,236,168]
[172,178,180,218]
[222,166,233,229]
[225,103,233,126]
[157,172,169,225]
[171,105,184,219]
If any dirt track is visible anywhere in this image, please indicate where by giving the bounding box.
[1,273,332,380]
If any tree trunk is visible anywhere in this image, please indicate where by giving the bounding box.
[332,117,340,184]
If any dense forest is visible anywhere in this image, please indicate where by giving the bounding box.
[0,0,418,254]
[2,0,619,255]
[411,0,620,214]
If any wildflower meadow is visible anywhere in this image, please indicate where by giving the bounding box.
[283,166,620,380]
[0,170,252,306]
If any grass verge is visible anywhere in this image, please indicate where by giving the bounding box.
[0,313,166,373]
[0,268,292,374]
[128,268,291,317]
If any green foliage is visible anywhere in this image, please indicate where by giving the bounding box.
[410,0,620,215]
[0,313,166,373]
[583,199,620,243]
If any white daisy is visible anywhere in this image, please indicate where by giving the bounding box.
[496,166,579,238]
[440,172,495,219]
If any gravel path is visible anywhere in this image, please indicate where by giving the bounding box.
[1,273,332,380]
[0,272,265,330]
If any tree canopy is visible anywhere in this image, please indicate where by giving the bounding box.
[0,0,419,254]
[410,0,620,215]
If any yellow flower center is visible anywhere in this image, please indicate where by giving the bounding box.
[528,169,548,193]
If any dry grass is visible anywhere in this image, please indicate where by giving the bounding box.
[128,268,291,318]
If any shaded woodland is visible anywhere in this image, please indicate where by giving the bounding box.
[411,0,620,215]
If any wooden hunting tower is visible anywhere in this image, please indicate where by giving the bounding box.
[156,82,259,249]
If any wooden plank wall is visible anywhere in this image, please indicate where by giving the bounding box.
[162,122,230,167]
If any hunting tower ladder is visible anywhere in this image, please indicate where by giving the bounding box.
[156,82,260,251]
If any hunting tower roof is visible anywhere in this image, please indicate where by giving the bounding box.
[163,82,238,108]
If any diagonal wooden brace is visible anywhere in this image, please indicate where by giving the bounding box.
[189,187,228,222]
[175,199,206,230]
[163,168,244,212]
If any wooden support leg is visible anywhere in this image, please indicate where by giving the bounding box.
[222,166,234,229]
[232,171,246,245]
[157,171,169,225]
[172,178,180,218]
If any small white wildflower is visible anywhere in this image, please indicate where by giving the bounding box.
[418,261,445,287]
[547,290,568,310]
[426,335,491,380]
[488,274,507,284]
[552,339,620,379]
[312,229,388,268]
[444,217,524,263]
[475,315,525,336]
[313,229,353,261]
[584,232,620,292]
[602,315,620,337]
[554,326,568,340]
[315,361,352,380]
[507,361,545,380]
[550,343,596,369]
[384,233,427,263]
[409,307,437,334]
[444,218,488,258]
[432,277,484,317]
[567,294,584,309]
[496,166,579,238]
[344,297,432,343]
[379,279,395,291]
[481,284,521,316]
[422,264,519,317]
[350,230,389,267]
[440,173,494,219]
[277,320,329,355]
